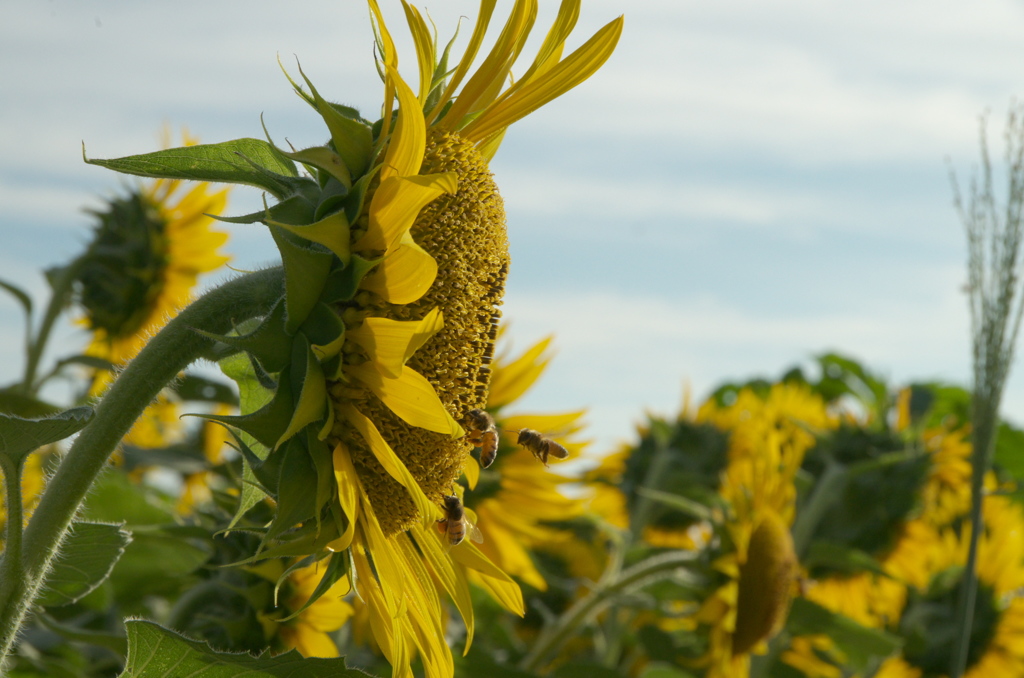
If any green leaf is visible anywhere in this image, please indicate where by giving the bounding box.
[201,371,294,452]
[276,335,327,449]
[219,351,276,525]
[271,226,335,334]
[82,471,175,527]
[37,522,131,607]
[279,551,349,622]
[295,66,374,179]
[321,255,380,304]
[85,139,304,200]
[203,300,291,375]
[786,597,902,672]
[109,531,211,600]
[301,303,346,362]
[264,439,319,543]
[279,145,352,188]
[268,210,351,265]
[119,621,367,677]
[0,406,93,463]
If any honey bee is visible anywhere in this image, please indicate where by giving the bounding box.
[437,494,483,547]
[466,408,499,468]
[517,429,570,467]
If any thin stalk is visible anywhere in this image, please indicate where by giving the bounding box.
[0,456,25,595]
[21,257,85,395]
[952,403,998,677]
[0,267,283,665]
[518,550,698,674]
[791,459,845,558]
[629,428,672,544]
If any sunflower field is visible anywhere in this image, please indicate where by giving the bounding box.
[3,2,1024,678]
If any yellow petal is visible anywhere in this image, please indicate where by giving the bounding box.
[401,1,435,105]
[381,64,426,182]
[327,443,360,553]
[360,234,438,304]
[340,403,442,526]
[463,454,480,490]
[347,308,444,379]
[347,363,465,438]
[358,172,457,252]
[411,524,477,655]
[443,0,537,129]
[487,336,553,409]
[463,15,624,142]
[427,0,498,124]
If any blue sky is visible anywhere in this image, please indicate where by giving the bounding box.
[3,0,1024,452]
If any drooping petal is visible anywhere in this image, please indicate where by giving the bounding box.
[358,171,457,252]
[341,403,442,526]
[451,540,525,615]
[327,443,360,553]
[347,363,465,437]
[411,523,477,655]
[360,234,438,304]
[347,307,445,379]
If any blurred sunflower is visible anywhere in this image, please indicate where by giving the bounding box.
[253,559,354,658]
[689,383,831,678]
[77,131,230,383]
[460,336,588,591]
[873,496,1024,678]
[74,131,230,450]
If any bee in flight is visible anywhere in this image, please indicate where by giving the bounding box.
[437,493,483,547]
[517,429,570,467]
[466,408,499,468]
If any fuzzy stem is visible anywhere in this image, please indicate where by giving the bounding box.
[0,267,283,665]
[0,455,26,608]
[518,550,698,674]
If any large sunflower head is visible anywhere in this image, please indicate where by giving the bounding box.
[88,3,622,677]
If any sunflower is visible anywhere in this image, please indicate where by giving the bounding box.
[90,3,622,675]
[872,496,1024,678]
[461,336,588,591]
[689,383,831,678]
[77,132,231,381]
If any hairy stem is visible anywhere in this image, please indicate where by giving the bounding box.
[0,267,283,664]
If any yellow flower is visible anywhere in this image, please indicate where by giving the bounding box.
[276,561,355,658]
[301,5,620,675]
[79,131,230,380]
[873,496,1024,678]
[461,336,588,591]
[692,383,829,678]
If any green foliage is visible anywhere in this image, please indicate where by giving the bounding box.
[118,621,366,677]
[36,523,131,607]
[0,406,93,464]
